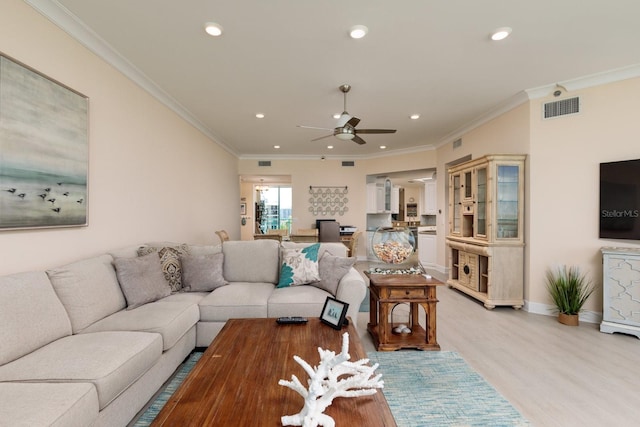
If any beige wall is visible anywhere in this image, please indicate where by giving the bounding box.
[0,1,238,275]
[527,78,640,314]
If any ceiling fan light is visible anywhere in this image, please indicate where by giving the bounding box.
[204,22,223,37]
[335,133,355,141]
[349,25,368,39]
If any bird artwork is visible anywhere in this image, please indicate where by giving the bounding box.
[279,333,383,427]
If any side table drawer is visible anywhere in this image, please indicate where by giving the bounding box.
[388,288,425,299]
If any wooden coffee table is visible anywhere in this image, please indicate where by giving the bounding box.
[151,318,397,426]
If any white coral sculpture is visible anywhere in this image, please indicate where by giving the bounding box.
[278,332,384,427]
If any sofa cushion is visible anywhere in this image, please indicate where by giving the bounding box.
[0,331,162,410]
[0,382,98,427]
[222,240,280,283]
[277,243,321,288]
[181,252,228,292]
[138,244,190,292]
[47,254,126,333]
[198,282,274,322]
[114,252,172,309]
[80,301,199,350]
[268,285,332,318]
[312,253,356,295]
[0,271,72,366]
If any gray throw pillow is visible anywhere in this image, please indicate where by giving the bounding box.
[181,253,228,292]
[114,252,171,309]
[312,253,356,295]
[138,244,190,292]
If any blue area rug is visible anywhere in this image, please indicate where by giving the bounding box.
[133,352,203,426]
[134,350,528,426]
[368,351,530,427]
[359,287,370,312]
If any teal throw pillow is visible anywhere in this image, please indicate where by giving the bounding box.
[277,243,321,288]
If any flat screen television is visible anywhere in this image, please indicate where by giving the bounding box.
[600,158,640,240]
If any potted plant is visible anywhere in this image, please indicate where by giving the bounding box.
[546,265,594,326]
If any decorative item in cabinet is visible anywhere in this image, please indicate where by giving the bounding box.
[446,154,525,309]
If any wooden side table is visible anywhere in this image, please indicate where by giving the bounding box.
[365,273,443,351]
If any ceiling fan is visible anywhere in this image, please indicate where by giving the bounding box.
[298,84,396,145]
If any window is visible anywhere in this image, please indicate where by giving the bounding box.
[256,186,292,233]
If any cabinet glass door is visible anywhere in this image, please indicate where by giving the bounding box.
[452,174,461,233]
[476,167,487,237]
[497,165,519,238]
[464,171,472,199]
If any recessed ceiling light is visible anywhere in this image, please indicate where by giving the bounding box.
[410,114,420,120]
[349,25,368,39]
[204,22,223,37]
[380,145,387,150]
[273,145,280,149]
[327,145,334,149]
[333,113,341,119]
[491,27,512,41]
[255,113,265,118]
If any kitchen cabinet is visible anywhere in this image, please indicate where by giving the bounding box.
[366,183,377,213]
[446,154,526,309]
[423,181,437,215]
[367,178,393,213]
[418,232,436,267]
[391,185,400,214]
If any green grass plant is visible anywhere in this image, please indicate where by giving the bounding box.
[546,265,594,315]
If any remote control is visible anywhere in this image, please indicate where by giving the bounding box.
[276,316,308,324]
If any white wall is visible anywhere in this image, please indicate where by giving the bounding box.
[0,0,238,275]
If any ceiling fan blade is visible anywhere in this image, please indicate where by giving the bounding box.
[346,116,360,128]
[352,135,366,145]
[297,125,333,131]
[311,134,334,142]
[355,129,397,134]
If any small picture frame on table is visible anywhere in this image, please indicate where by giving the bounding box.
[320,297,349,330]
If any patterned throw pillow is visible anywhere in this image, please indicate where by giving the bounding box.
[277,243,321,288]
[138,244,190,292]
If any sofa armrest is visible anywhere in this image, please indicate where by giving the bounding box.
[335,267,367,329]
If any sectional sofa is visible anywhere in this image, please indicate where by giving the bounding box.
[0,239,366,427]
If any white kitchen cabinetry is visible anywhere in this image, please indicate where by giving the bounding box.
[418,233,436,267]
[446,154,526,309]
[600,247,640,338]
[391,185,400,214]
[423,181,437,215]
[367,179,393,213]
[366,183,377,213]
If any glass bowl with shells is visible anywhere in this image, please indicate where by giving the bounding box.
[371,226,416,265]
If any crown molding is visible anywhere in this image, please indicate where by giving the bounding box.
[24,0,238,157]
[526,63,640,100]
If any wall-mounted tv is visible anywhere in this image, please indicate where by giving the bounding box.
[600,158,640,240]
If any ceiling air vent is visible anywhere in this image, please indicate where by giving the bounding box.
[342,161,355,167]
[258,160,271,167]
[453,138,462,149]
[544,96,580,119]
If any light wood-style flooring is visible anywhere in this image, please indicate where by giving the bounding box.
[355,262,640,427]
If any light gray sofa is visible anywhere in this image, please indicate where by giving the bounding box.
[0,239,365,427]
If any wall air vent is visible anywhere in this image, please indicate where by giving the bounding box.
[341,161,355,167]
[543,96,580,119]
[258,160,271,167]
[453,138,462,149]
